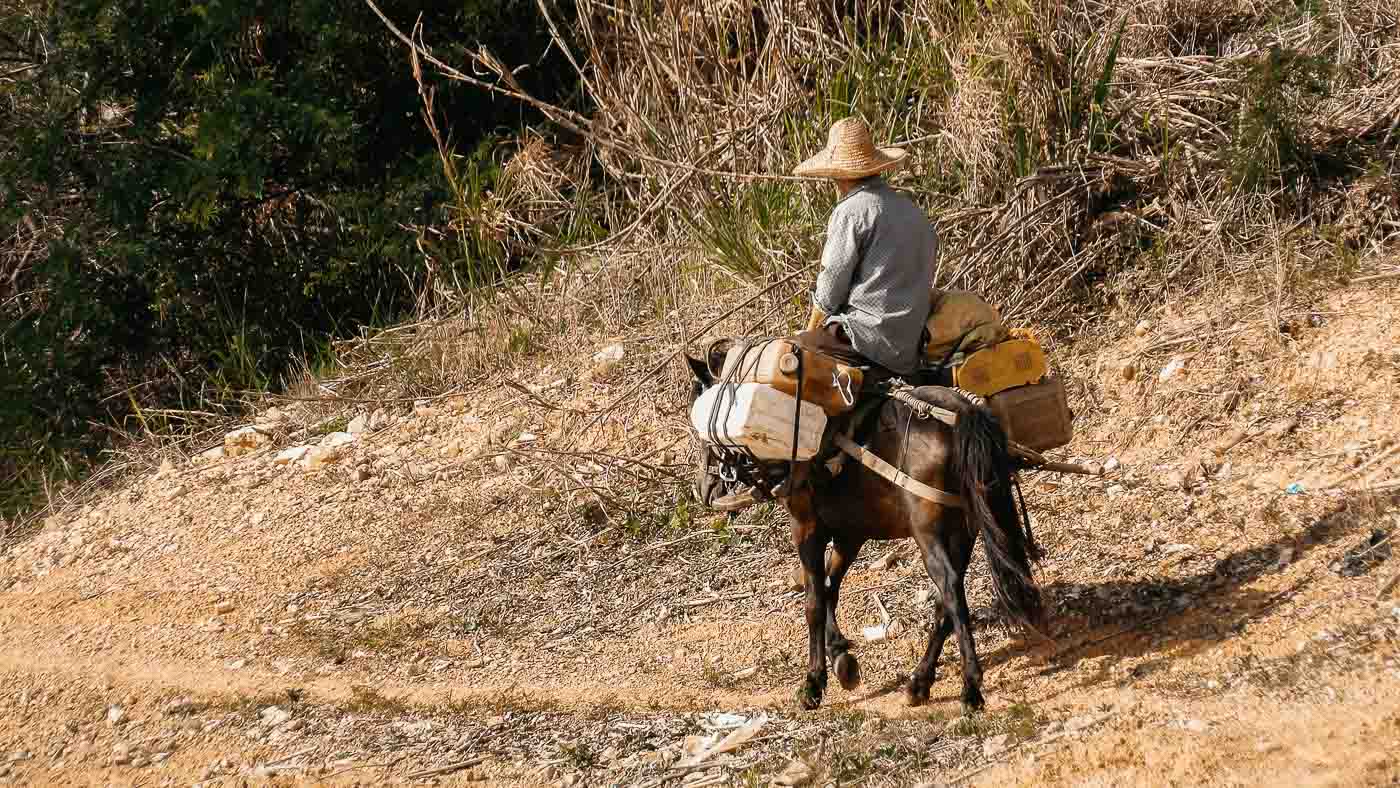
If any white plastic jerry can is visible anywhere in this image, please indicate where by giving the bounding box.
[689,382,827,460]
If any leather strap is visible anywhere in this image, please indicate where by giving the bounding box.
[834,434,964,508]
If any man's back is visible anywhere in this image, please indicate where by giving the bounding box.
[814,177,939,374]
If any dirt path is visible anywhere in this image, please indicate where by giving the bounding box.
[3,283,1400,786]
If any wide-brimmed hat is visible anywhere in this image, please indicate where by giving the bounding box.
[793,117,907,179]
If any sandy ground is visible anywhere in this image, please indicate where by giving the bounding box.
[2,280,1400,787]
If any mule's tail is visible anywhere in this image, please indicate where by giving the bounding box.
[955,404,1047,638]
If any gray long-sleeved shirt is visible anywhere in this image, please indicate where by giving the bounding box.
[813,176,939,374]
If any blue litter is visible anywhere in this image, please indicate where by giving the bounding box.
[1285,482,1305,495]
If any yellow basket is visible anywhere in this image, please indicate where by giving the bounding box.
[953,336,1048,397]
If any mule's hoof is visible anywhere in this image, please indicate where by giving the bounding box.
[834,652,861,691]
[797,674,825,711]
[961,685,985,715]
[905,681,930,707]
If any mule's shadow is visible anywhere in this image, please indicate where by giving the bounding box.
[929,492,1397,703]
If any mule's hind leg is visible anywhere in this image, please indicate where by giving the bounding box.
[825,536,865,691]
[906,610,953,707]
[912,533,984,713]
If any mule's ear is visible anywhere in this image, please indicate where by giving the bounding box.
[684,352,713,386]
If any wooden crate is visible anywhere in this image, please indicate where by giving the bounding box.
[986,374,1073,452]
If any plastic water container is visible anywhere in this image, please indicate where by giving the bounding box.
[720,340,862,416]
[689,382,827,460]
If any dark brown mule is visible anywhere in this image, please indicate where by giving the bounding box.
[684,347,1047,713]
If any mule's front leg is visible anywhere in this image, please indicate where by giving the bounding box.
[825,537,865,691]
[796,530,829,710]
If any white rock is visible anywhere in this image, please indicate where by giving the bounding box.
[594,344,626,363]
[198,446,226,463]
[259,706,292,728]
[1159,356,1186,382]
[1103,457,1121,473]
[215,601,235,614]
[346,414,369,435]
[273,446,311,466]
[107,705,126,725]
[1182,719,1208,733]
[321,431,355,449]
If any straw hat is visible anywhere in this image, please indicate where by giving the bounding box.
[793,117,907,179]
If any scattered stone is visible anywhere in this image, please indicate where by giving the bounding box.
[259,706,292,728]
[983,733,1012,758]
[1134,319,1153,337]
[273,446,311,466]
[107,705,126,725]
[321,431,355,449]
[1106,484,1126,496]
[1103,457,1121,473]
[215,601,236,614]
[594,344,626,364]
[303,446,343,470]
[165,698,195,716]
[1159,356,1186,382]
[224,426,270,456]
[347,414,369,435]
[773,759,814,787]
[198,446,227,463]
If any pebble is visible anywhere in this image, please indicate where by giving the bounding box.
[215,601,236,614]
[1103,457,1121,473]
[1134,319,1153,336]
[107,705,126,725]
[983,733,1012,758]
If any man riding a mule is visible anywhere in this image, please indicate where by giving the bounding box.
[683,118,1047,714]
[708,116,943,511]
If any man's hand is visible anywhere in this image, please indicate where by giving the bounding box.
[805,306,827,333]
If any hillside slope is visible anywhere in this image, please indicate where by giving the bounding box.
[2,277,1400,786]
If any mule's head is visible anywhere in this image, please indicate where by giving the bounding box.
[683,338,733,505]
